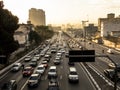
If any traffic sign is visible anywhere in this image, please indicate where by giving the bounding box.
[69,50,95,62]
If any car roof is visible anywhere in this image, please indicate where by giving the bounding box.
[50,66,56,69]
[14,63,21,65]
[25,66,32,69]
[38,65,44,67]
[69,67,76,72]
[10,80,16,83]
[31,73,39,77]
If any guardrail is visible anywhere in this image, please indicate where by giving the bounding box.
[0,50,34,80]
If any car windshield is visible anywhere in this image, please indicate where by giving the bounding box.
[24,68,30,71]
[70,72,77,75]
[13,65,18,67]
[42,62,47,64]
[37,67,43,69]
[29,76,38,80]
[49,69,56,72]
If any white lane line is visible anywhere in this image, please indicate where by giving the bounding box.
[20,79,28,90]
[88,63,115,88]
[60,75,62,80]
[79,63,101,90]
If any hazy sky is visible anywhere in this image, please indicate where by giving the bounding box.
[3,0,120,25]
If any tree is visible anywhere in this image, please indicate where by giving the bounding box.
[0,8,19,64]
[35,25,54,40]
[29,30,42,45]
[28,25,54,47]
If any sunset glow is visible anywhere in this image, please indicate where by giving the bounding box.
[3,0,120,25]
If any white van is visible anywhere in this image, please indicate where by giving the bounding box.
[68,67,79,83]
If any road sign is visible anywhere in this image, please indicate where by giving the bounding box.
[69,50,95,62]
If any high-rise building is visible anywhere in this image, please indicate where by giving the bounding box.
[29,8,46,26]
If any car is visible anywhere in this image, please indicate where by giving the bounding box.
[54,60,61,65]
[11,63,22,72]
[47,78,59,90]
[56,52,62,57]
[108,63,120,71]
[60,49,65,53]
[41,61,48,68]
[35,65,45,74]
[51,48,57,53]
[107,49,114,54]
[45,54,51,58]
[48,66,57,79]
[79,46,83,49]
[33,54,40,61]
[29,59,38,67]
[1,80,17,90]
[104,69,120,81]
[24,56,31,62]
[22,66,34,77]
[42,58,49,62]
[40,51,45,57]
[27,73,41,87]
[68,67,79,83]
[46,51,51,57]
[65,52,69,57]
[54,57,61,65]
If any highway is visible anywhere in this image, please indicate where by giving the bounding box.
[1,32,120,90]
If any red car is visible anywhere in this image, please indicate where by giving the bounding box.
[22,66,34,77]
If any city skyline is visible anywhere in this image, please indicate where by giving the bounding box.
[3,0,120,25]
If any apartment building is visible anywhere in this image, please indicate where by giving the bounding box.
[98,13,120,37]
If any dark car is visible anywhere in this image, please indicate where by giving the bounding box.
[1,80,17,90]
[104,69,120,81]
[29,59,38,67]
[22,66,34,77]
[47,79,59,90]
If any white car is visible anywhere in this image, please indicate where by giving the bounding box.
[11,63,22,72]
[24,56,31,62]
[35,65,45,74]
[68,67,79,83]
[33,54,40,60]
[27,73,41,87]
[107,49,114,54]
[48,66,57,79]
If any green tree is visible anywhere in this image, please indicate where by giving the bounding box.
[0,8,19,64]
[28,25,54,47]
[35,25,54,40]
[29,30,42,45]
